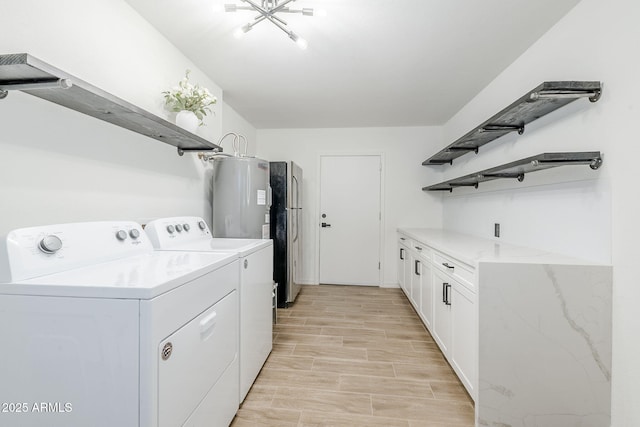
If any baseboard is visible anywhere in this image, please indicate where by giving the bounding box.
[299,282,400,288]
[380,283,400,289]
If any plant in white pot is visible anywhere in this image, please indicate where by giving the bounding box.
[163,70,217,133]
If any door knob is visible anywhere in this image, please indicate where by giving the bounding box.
[321,222,331,228]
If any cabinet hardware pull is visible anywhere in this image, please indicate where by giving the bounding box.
[442,282,447,303]
[400,248,405,260]
[442,262,454,269]
[445,284,452,306]
[415,246,422,251]
[400,237,406,240]
[415,260,421,276]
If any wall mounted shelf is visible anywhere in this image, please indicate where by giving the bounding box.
[422,81,602,166]
[422,152,602,192]
[0,53,222,156]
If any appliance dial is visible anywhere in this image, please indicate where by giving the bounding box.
[175,224,183,232]
[198,221,206,230]
[115,230,128,241]
[39,235,63,254]
[166,225,175,234]
[183,224,190,232]
[129,229,140,239]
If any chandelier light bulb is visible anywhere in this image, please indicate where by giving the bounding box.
[234,24,252,39]
[315,8,327,17]
[296,37,308,50]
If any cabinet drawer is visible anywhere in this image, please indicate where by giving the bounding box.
[398,235,413,249]
[433,251,475,291]
[411,242,431,259]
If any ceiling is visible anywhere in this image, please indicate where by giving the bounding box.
[126,0,581,129]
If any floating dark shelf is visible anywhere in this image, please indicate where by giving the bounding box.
[422,152,603,192]
[423,81,602,166]
[0,53,222,155]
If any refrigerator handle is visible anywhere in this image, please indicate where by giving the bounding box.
[292,175,300,208]
[292,175,300,243]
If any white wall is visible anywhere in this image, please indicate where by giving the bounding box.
[439,59,610,263]
[256,127,443,287]
[0,0,255,234]
[437,0,639,424]
[221,101,257,156]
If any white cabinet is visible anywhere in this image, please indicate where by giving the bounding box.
[409,253,421,309]
[450,282,475,396]
[397,228,612,426]
[417,256,433,330]
[397,238,409,293]
[397,231,476,400]
[431,267,452,354]
[432,257,476,398]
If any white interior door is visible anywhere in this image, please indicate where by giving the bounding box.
[319,155,381,285]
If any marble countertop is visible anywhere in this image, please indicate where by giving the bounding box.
[398,228,605,267]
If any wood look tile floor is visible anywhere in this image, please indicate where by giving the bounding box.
[231,285,474,427]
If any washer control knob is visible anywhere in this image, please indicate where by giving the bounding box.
[129,229,140,239]
[183,224,190,232]
[115,230,128,241]
[198,221,206,230]
[175,224,183,232]
[167,225,175,234]
[39,235,63,254]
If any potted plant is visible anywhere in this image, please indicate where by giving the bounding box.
[163,70,217,133]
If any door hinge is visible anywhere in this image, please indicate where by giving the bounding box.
[378,262,381,270]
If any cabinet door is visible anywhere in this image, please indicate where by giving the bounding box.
[409,254,422,309]
[397,244,407,293]
[418,258,433,331]
[431,268,451,354]
[451,282,476,398]
[403,247,413,298]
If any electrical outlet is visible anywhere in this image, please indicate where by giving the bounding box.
[494,223,500,238]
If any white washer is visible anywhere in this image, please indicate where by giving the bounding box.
[0,221,240,427]
[144,216,273,402]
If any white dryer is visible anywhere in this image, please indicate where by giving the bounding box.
[0,221,240,427]
[144,216,273,402]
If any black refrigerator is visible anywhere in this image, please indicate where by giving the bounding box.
[270,161,303,307]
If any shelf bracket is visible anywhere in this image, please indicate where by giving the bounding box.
[177,147,222,157]
[447,146,479,155]
[531,89,602,103]
[482,173,525,182]
[531,156,603,170]
[590,158,603,170]
[481,124,525,135]
[450,182,479,190]
[0,78,72,99]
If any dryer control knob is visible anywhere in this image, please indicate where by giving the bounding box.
[167,225,175,234]
[129,229,140,239]
[183,224,190,232]
[115,230,128,241]
[39,235,63,254]
[175,224,183,232]
[198,221,206,230]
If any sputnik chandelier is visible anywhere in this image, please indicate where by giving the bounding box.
[225,0,325,49]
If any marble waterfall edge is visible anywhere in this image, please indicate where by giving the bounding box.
[478,263,612,427]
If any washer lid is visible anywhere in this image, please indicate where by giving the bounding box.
[0,251,237,299]
[169,238,273,257]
